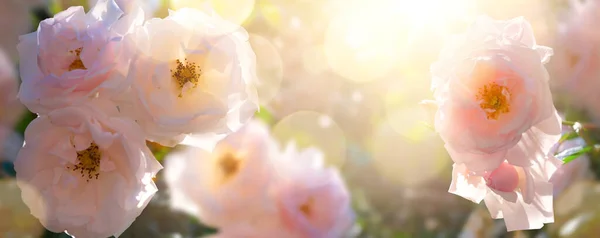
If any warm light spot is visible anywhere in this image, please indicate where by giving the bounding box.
[476,82,511,120]
[68,48,86,71]
[171,58,201,97]
[299,197,315,217]
[67,142,102,182]
[217,152,241,183]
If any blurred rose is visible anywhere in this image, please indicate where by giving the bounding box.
[0,0,47,60]
[210,143,355,238]
[17,0,143,114]
[14,104,162,238]
[124,7,259,147]
[0,179,45,237]
[88,0,160,19]
[268,143,355,238]
[450,155,561,231]
[164,121,277,227]
[549,0,600,121]
[430,15,561,173]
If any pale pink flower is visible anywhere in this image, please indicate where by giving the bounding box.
[14,103,162,238]
[449,156,561,231]
[124,7,259,146]
[17,0,144,115]
[0,0,46,60]
[164,121,276,227]
[430,15,561,172]
[207,143,355,238]
[549,0,600,121]
[267,143,355,238]
[88,0,160,19]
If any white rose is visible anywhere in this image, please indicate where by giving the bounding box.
[14,103,162,238]
[124,7,259,147]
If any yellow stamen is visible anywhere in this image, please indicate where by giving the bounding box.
[218,152,241,183]
[476,82,511,120]
[299,197,315,217]
[67,142,102,182]
[170,58,201,97]
[68,48,86,71]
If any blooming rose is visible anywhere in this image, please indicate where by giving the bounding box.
[549,0,600,121]
[88,0,160,19]
[208,143,355,238]
[267,143,355,238]
[164,121,276,227]
[430,15,561,172]
[124,7,259,146]
[14,104,162,238]
[449,155,561,231]
[17,0,143,115]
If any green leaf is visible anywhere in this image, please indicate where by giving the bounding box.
[559,131,580,143]
[556,145,593,164]
[14,111,37,136]
[254,106,275,126]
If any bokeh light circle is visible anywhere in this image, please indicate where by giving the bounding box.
[248,34,283,105]
[170,0,255,25]
[370,120,450,187]
[271,111,347,167]
[324,2,409,83]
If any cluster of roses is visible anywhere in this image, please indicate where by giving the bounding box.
[14,0,260,237]
[428,16,563,231]
[164,121,355,238]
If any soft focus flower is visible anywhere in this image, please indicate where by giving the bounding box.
[124,7,259,146]
[17,0,143,114]
[164,121,276,227]
[14,104,162,238]
[449,156,561,231]
[209,143,354,238]
[88,0,160,19]
[549,0,600,121]
[430,15,561,172]
[267,143,355,238]
[0,0,47,60]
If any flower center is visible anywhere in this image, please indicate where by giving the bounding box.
[68,48,86,71]
[171,58,201,97]
[299,197,315,217]
[476,82,511,120]
[218,152,241,182]
[67,142,102,182]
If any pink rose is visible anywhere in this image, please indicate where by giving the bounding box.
[88,0,160,19]
[124,7,259,146]
[164,121,276,227]
[267,143,355,238]
[449,156,561,231]
[17,0,143,114]
[549,0,600,121]
[14,104,162,238]
[431,15,561,172]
